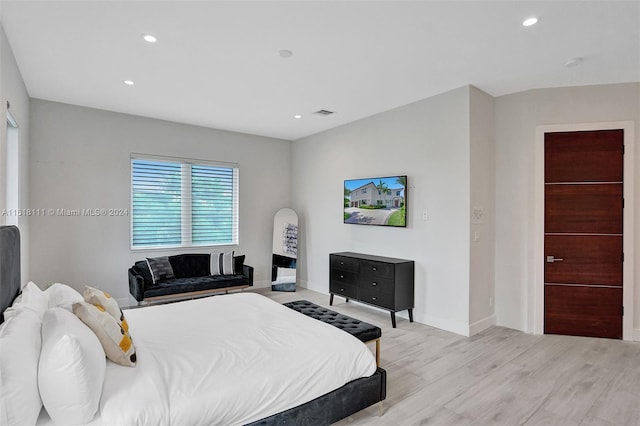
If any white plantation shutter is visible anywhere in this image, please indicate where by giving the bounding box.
[131,156,239,249]
[191,164,238,245]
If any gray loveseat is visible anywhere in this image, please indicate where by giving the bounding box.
[128,253,253,304]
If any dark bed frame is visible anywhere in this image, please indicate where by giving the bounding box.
[0,225,386,425]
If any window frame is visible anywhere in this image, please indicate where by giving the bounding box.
[130,153,239,251]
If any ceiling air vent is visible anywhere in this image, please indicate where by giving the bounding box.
[313,109,334,117]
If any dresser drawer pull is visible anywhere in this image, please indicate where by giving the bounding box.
[372,296,377,301]
[340,288,345,292]
[340,261,345,265]
[372,282,377,286]
[372,267,377,271]
[340,275,344,279]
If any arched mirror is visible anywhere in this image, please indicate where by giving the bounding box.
[271,208,298,292]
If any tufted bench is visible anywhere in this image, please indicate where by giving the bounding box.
[284,300,382,366]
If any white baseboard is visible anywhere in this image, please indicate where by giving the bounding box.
[416,311,469,337]
[469,314,496,336]
[634,328,640,342]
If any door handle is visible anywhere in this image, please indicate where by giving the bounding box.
[546,255,564,263]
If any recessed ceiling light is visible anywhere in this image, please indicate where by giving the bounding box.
[143,34,157,43]
[522,17,538,27]
[564,57,583,68]
[279,49,293,58]
[294,114,302,119]
[123,80,135,86]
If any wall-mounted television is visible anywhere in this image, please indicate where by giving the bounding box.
[344,175,407,227]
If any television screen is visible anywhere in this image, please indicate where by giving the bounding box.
[344,175,407,227]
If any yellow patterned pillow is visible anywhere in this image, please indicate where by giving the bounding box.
[83,285,132,336]
[83,286,126,325]
[72,302,137,367]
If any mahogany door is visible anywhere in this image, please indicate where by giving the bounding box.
[544,129,624,339]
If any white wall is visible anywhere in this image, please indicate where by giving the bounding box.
[292,86,474,335]
[29,99,291,299]
[0,24,30,287]
[469,86,496,333]
[494,83,640,337]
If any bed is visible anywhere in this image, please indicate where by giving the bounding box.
[0,225,386,425]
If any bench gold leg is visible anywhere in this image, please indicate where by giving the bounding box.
[364,338,381,366]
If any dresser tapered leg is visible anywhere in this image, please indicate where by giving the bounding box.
[329,294,334,306]
[408,309,414,322]
[390,312,396,328]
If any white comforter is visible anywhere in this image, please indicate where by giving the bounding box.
[93,292,375,425]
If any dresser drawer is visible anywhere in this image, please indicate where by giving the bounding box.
[330,282,358,299]
[359,283,394,310]
[330,268,356,284]
[330,255,358,272]
[360,260,394,280]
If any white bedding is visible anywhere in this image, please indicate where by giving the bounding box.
[38,292,376,425]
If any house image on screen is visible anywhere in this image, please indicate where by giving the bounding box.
[349,182,404,208]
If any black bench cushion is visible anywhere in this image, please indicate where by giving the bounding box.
[283,300,381,342]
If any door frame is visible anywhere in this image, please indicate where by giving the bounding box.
[533,121,635,340]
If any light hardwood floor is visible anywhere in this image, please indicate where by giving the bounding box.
[253,287,640,426]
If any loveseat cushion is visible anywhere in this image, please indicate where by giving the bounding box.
[168,254,210,279]
[211,251,235,275]
[132,261,153,288]
[146,256,175,283]
[143,275,246,299]
[234,255,245,274]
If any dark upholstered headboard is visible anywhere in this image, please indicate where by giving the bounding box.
[0,225,21,324]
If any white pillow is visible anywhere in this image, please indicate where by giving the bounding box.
[0,309,43,426]
[3,281,48,320]
[44,283,84,311]
[39,308,106,425]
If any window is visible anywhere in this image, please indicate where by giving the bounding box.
[131,155,239,249]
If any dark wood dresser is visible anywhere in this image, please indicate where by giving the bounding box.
[329,252,414,327]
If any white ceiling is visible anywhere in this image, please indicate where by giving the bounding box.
[1,1,639,141]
